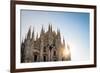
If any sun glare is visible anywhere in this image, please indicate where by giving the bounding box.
[63,44,71,58]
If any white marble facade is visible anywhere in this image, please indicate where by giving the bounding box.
[21,24,71,63]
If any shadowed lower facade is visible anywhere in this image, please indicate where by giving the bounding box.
[21,24,71,63]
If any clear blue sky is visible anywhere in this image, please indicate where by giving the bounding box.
[20,10,90,61]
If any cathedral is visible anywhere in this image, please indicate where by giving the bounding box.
[21,24,71,63]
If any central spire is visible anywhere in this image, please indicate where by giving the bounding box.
[48,24,52,32]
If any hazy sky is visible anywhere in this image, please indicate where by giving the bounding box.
[20,9,90,61]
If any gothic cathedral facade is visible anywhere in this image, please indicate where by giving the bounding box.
[21,24,71,63]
